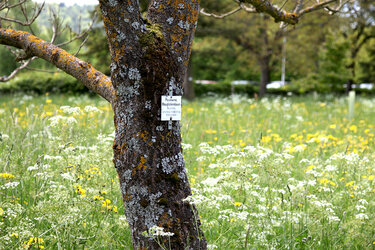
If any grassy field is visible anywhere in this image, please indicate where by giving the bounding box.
[0,93,374,249]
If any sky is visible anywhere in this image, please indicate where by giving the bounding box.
[34,0,98,6]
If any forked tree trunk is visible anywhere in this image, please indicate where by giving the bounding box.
[99,1,206,249]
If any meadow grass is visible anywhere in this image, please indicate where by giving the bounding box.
[0,93,374,249]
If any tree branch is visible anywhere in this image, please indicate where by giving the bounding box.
[0,56,36,82]
[237,0,341,24]
[298,0,337,17]
[0,0,28,12]
[239,0,300,24]
[0,28,115,103]
[200,7,243,19]
[0,1,44,27]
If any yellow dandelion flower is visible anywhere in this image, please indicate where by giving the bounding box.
[234,202,242,207]
[74,185,86,197]
[102,199,111,207]
[0,173,15,179]
[349,125,357,133]
[346,181,354,187]
[24,237,44,249]
[93,195,104,201]
[304,165,315,172]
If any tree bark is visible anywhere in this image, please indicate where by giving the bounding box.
[183,58,195,100]
[99,0,206,249]
[259,57,270,97]
[1,1,206,248]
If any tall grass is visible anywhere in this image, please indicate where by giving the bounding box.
[0,93,374,249]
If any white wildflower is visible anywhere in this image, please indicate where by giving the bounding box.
[208,164,219,169]
[207,244,218,249]
[66,117,77,125]
[181,143,192,150]
[358,199,368,205]
[355,205,366,212]
[60,106,81,115]
[60,172,75,181]
[147,226,174,237]
[49,115,64,127]
[201,177,220,186]
[294,144,307,152]
[328,216,340,222]
[84,105,103,113]
[27,165,39,171]
[1,182,20,189]
[1,133,9,140]
[355,213,368,220]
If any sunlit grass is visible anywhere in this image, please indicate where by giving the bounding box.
[1,93,374,249]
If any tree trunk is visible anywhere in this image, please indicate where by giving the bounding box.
[345,78,353,94]
[259,57,270,97]
[183,58,195,100]
[346,52,356,94]
[99,1,206,249]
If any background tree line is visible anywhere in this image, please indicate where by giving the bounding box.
[0,0,374,97]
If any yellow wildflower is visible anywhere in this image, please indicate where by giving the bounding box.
[346,181,354,187]
[74,185,86,197]
[304,165,315,172]
[349,125,357,133]
[93,195,104,200]
[234,202,242,207]
[0,173,15,179]
[24,237,44,249]
[102,199,111,207]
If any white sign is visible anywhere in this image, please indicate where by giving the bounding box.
[161,96,181,121]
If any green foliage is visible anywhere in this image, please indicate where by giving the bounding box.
[287,73,336,94]
[191,38,258,81]
[194,81,258,97]
[318,34,350,85]
[0,47,18,76]
[359,41,375,83]
[0,72,88,95]
[289,33,350,92]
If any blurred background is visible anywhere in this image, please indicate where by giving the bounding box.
[0,0,374,98]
